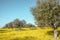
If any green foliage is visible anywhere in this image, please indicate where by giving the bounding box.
[3,18,26,28]
[3,18,35,28]
[31,0,60,27]
[26,23,35,28]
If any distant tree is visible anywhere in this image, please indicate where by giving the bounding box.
[3,19,27,28]
[8,22,13,28]
[20,20,26,27]
[12,18,21,28]
[31,0,60,40]
[26,23,35,28]
[3,22,13,28]
[3,24,8,28]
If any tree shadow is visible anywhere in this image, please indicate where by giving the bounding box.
[0,29,11,33]
[23,36,38,40]
[0,30,8,33]
[11,36,38,40]
[47,30,60,37]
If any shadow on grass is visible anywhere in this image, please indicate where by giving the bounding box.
[0,29,11,33]
[0,30,8,33]
[47,30,60,36]
[11,36,38,40]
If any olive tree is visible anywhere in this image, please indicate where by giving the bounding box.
[31,0,60,40]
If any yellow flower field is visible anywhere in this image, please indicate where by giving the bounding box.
[0,27,60,40]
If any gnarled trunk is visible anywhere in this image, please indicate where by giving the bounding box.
[54,23,58,40]
[54,29,58,40]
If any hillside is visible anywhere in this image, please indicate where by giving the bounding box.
[0,27,60,40]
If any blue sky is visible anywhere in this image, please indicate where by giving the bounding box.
[0,0,36,27]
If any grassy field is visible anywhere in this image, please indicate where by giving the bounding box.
[0,27,60,40]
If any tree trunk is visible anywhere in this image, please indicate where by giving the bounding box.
[54,29,58,40]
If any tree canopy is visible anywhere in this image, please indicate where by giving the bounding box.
[31,0,60,27]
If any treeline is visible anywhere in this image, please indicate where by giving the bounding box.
[3,19,35,28]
